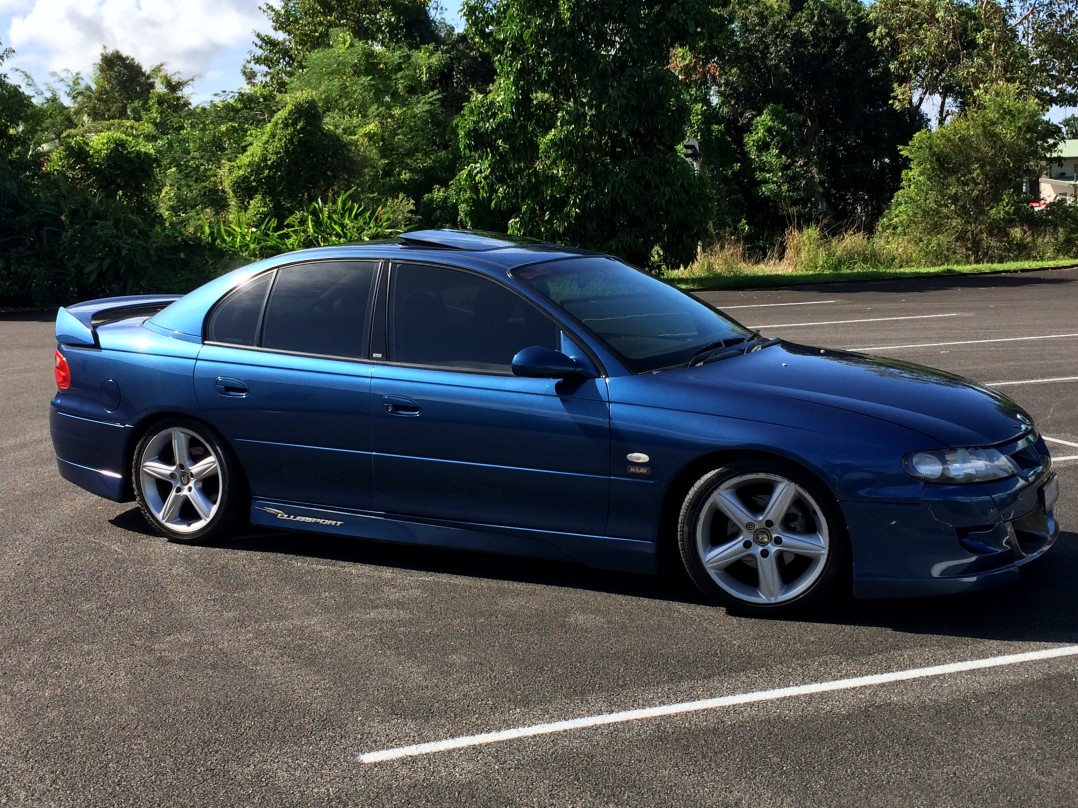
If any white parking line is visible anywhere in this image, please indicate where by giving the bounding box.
[1045,438,1078,464]
[723,300,837,310]
[753,313,959,329]
[358,645,1078,764]
[987,376,1078,387]
[848,332,1078,352]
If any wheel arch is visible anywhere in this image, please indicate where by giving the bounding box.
[663,448,854,612]
[657,448,845,563]
[123,410,248,502]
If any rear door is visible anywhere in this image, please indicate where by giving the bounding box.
[194,260,379,509]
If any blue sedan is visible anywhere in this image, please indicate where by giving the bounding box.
[50,230,1061,614]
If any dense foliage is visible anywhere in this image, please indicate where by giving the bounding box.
[0,0,1076,306]
[882,84,1061,262]
[454,0,715,268]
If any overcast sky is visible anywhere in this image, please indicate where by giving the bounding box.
[0,1,463,102]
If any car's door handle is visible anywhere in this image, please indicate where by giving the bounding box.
[214,377,249,397]
[382,395,421,416]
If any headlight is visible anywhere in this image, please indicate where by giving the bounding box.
[903,447,1018,484]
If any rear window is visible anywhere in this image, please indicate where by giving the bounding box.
[206,261,378,359]
[206,272,273,347]
[261,261,378,358]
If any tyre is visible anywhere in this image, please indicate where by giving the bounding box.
[677,460,847,615]
[132,418,241,544]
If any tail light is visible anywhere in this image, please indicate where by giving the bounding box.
[54,349,71,389]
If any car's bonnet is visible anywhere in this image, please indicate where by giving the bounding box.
[623,341,1029,448]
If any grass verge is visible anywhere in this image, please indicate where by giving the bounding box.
[666,258,1078,291]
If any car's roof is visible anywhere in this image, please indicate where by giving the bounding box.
[149,230,600,338]
[278,229,594,269]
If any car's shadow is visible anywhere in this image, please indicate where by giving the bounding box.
[815,537,1078,644]
[111,507,1077,644]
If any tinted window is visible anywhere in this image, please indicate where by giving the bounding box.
[261,261,377,358]
[513,256,751,373]
[391,263,558,372]
[206,272,273,346]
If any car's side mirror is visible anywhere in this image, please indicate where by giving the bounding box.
[511,346,596,379]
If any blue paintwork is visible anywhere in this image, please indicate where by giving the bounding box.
[49,233,1061,597]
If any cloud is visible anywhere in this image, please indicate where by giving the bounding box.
[4,0,270,96]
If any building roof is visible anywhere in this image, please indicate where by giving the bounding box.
[1051,139,1078,159]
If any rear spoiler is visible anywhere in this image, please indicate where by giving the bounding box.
[55,294,183,347]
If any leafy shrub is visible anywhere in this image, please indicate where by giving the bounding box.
[1030,200,1078,259]
[206,189,415,260]
[880,85,1057,264]
[223,96,354,222]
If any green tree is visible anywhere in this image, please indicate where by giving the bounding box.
[0,43,33,209]
[245,0,440,87]
[42,131,162,296]
[224,96,353,222]
[287,36,458,220]
[870,0,1078,125]
[156,87,279,228]
[455,0,715,269]
[743,105,817,221]
[48,131,158,209]
[868,0,977,125]
[699,0,917,239]
[76,49,155,122]
[0,41,55,304]
[1060,114,1078,139]
[881,84,1058,262]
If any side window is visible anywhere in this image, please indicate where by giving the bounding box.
[261,261,378,358]
[390,263,558,372]
[206,272,273,346]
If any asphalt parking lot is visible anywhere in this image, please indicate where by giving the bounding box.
[2,268,1076,807]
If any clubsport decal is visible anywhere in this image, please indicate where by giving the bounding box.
[257,506,344,527]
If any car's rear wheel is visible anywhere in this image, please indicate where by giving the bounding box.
[133,419,240,544]
[677,460,847,615]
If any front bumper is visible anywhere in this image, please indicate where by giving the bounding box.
[845,472,1060,599]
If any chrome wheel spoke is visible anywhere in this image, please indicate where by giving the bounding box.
[137,425,226,537]
[703,539,754,572]
[142,460,175,483]
[159,488,185,524]
[777,531,827,558]
[756,552,784,601]
[711,489,757,528]
[188,486,215,521]
[171,429,192,467]
[761,481,797,527]
[190,455,219,482]
[693,471,832,607]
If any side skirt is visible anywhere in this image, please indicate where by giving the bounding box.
[249,499,656,574]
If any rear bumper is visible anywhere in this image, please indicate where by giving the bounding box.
[50,407,133,502]
[846,473,1060,598]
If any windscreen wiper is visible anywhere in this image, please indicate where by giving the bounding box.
[744,331,781,353]
[686,336,752,367]
[687,331,780,367]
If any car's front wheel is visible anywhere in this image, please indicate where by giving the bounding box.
[132,419,240,543]
[677,461,847,615]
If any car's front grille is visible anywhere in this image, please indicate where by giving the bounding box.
[1005,506,1056,558]
[999,429,1052,480]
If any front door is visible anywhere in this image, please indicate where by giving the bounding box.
[370,262,611,536]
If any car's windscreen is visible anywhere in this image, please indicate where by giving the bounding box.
[513,256,752,373]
